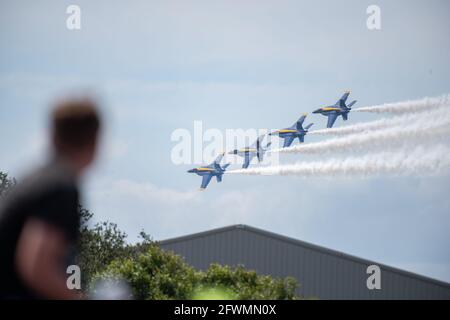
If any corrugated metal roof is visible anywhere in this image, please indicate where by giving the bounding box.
[159,224,450,290]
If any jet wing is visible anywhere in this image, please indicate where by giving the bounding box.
[283,136,295,148]
[327,112,339,128]
[200,174,213,190]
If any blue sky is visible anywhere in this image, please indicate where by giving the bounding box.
[1,0,450,283]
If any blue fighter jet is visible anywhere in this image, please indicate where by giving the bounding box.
[187,153,230,190]
[269,114,313,148]
[313,91,357,128]
[228,134,272,169]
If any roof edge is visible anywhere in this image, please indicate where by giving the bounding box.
[159,224,450,289]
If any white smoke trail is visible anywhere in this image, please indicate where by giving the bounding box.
[271,110,450,155]
[353,94,450,114]
[228,95,450,178]
[309,104,450,137]
[228,145,450,177]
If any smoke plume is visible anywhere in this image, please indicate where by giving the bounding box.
[229,145,450,177]
[354,94,450,114]
[271,109,450,155]
[309,104,449,137]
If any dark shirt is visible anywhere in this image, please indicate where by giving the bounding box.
[0,159,80,299]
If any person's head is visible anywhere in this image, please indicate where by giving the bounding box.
[51,98,101,174]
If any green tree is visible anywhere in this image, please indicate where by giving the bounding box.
[200,264,298,300]
[76,210,158,289]
[0,171,16,199]
[77,206,130,288]
[94,246,299,300]
[94,243,198,300]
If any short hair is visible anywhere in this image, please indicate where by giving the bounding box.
[52,98,101,153]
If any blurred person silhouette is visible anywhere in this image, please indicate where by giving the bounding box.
[0,98,101,299]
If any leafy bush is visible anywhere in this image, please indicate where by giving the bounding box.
[93,245,299,300]
[93,243,198,299]
[200,264,298,300]
[77,207,130,288]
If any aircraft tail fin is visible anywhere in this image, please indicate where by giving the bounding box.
[347,100,357,109]
[253,134,266,150]
[296,114,308,131]
[213,152,225,165]
[222,163,231,171]
[258,142,272,162]
[304,123,314,130]
[338,91,350,106]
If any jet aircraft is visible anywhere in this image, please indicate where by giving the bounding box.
[228,134,272,169]
[269,114,313,148]
[187,153,230,190]
[312,91,357,128]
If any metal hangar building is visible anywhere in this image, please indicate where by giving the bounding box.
[159,224,450,299]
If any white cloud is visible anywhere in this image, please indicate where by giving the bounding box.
[112,179,199,205]
[85,176,274,241]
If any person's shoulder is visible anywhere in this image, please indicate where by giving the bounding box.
[7,161,78,204]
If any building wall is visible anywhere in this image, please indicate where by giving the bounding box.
[159,226,450,300]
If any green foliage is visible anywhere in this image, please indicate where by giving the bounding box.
[200,264,298,300]
[0,171,16,199]
[94,244,198,300]
[191,285,236,300]
[77,206,130,288]
[94,246,299,300]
